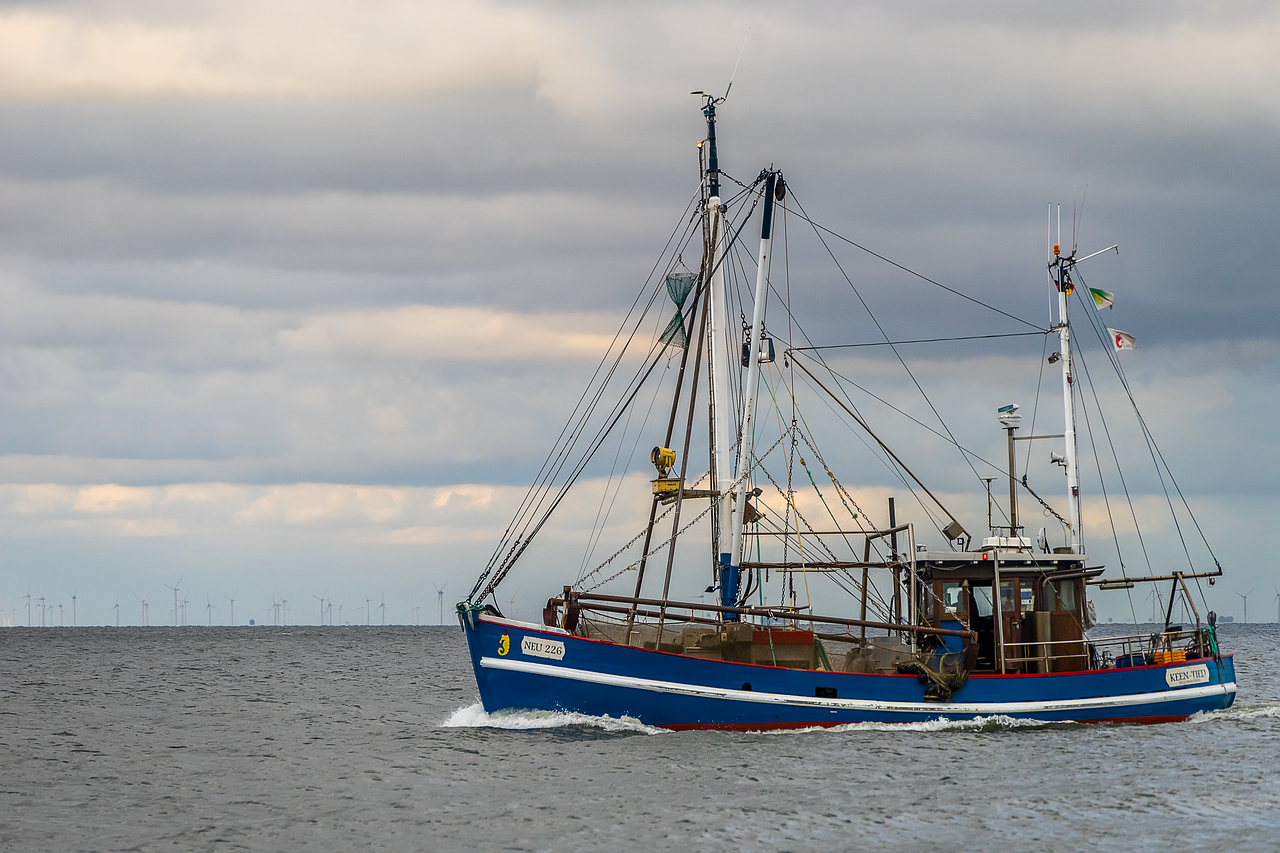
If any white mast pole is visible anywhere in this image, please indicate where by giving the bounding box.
[708,200,731,564]
[1050,214,1082,553]
[699,93,736,589]
[1057,264,1082,552]
[723,171,779,616]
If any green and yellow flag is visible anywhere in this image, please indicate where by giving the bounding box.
[1089,288,1114,310]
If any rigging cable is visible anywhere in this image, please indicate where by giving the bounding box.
[781,205,1045,331]
[475,179,770,601]
[787,188,1009,516]
[1024,331,1052,477]
[576,349,672,580]
[1072,275,1220,570]
[728,215,959,541]
[1070,334,1144,625]
[1070,280,1214,613]
[791,332,1047,350]
[471,188,704,600]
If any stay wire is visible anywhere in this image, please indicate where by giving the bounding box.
[733,225,961,540]
[788,189,995,497]
[780,203,1045,331]
[1071,281,1200,575]
[471,187,703,599]
[478,176,771,599]
[1024,332,1051,475]
[791,332,1047,351]
[1071,281,1215,609]
[1071,337,1143,625]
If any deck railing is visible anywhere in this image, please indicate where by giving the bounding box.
[1002,627,1214,672]
[1085,627,1214,668]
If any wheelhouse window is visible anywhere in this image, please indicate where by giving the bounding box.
[1051,579,1078,612]
[941,582,964,615]
[972,584,994,618]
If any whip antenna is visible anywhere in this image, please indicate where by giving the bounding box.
[723,31,750,101]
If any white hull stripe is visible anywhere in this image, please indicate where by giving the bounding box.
[481,657,1235,717]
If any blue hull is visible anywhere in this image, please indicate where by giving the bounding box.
[461,613,1237,729]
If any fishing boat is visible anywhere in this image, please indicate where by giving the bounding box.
[457,95,1236,729]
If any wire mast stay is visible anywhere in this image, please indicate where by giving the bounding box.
[723,169,780,618]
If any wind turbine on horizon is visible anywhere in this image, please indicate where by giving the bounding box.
[226,594,236,626]
[1145,587,1165,624]
[433,582,448,626]
[163,577,182,627]
[1236,589,1254,623]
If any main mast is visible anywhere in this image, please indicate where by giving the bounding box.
[701,95,733,575]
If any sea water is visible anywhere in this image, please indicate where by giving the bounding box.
[2,623,1277,852]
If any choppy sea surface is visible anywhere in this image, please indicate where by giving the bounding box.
[2,622,1277,852]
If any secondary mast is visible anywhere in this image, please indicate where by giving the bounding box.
[722,168,780,617]
[1049,240,1082,552]
[1048,208,1119,554]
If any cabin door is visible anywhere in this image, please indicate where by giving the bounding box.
[969,583,996,670]
[998,579,1032,673]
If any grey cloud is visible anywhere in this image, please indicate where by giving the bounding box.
[1,1,1278,611]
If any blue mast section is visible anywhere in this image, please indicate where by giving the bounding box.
[704,98,720,198]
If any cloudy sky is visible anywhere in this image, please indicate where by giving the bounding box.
[2,0,1277,627]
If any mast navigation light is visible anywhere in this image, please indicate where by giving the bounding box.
[1048,351,1061,364]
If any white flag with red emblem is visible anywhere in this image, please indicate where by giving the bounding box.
[1108,328,1136,351]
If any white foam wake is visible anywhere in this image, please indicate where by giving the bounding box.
[1188,702,1280,724]
[760,714,1059,734]
[441,703,665,734]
